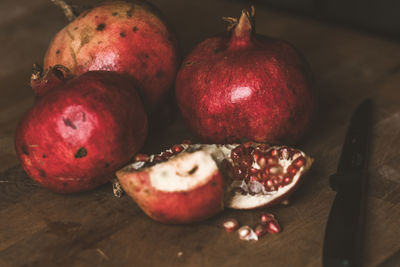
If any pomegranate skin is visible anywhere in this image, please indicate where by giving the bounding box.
[175,8,316,144]
[44,1,179,111]
[117,169,224,224]
[15,71,148,193]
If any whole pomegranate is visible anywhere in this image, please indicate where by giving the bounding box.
[116,142,313,224]
[175,7,316,144]
[15,69,148,193]
[44,0,179,111]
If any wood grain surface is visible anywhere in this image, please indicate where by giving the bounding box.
[1,0,399,266]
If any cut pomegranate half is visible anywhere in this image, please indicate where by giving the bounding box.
[116,143,313,223]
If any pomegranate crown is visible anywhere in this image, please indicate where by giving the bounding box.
[222,6,255,46]
[222,5,255,31]
[30,64,71,97]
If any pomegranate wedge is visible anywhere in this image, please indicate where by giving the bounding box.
[116,143,313,224]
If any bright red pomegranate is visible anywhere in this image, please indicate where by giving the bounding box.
[116,142,313,224]
[44,0,179,112]
[15,69,148,193]
[175,7,316,144]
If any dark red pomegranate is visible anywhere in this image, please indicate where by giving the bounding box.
[175,7,316,144]
[116,142,313,224]
[44,0,179,112]
[15,69,148,193]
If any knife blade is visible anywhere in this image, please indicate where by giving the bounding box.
[323,99,372,267]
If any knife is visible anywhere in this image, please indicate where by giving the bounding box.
[323,99,372,267]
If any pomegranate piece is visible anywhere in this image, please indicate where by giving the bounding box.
[238,225,258,241]
[116,147,225,224]
[15,69,148,193]
[116,143,313,223]
[223,218,239,232]
[175,6,316,144]
[44,1,179,112]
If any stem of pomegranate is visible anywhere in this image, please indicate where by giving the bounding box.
[228,7,255,48]
[51,0,76,21]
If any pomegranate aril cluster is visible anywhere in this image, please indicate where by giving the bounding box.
[226,143,307,193]
[223,212,281,241]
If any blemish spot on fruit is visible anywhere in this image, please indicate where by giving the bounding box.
[120,32,126,37]
[126,8,134,17]
[96,23,106,31]
[105,162,110,168]
[56,49,60,55]
[98,41,102,44]
[40,169,46,177]
[74,26,78,31]
[22,145,29,155]
[214,48,220,54]
[211,181,218,187]
[112,12,118,16]
[188,165,198,175]
[63,182,68,187]
[63,118,77,129]
[132,26,138,32]
[42,154,46,158]
[74,147,87,158]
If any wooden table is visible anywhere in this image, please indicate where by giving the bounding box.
[1,0,399,266]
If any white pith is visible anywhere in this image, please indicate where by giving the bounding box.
[148,150,219,192]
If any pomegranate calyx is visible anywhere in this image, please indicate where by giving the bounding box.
[30,64,70,97]
[228,6,255,49]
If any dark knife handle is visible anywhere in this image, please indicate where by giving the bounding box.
[323,172,367,267]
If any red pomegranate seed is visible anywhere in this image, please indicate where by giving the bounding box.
[270,149,278,156]
[267,220,281,234]
[252,151,260,162]
[257,156,267,169]
[283,177,291,184]
[269,165,283,175]
[265,179,273,187]
[254,223,268,237]
[294,156,306,167]
[260,212,275,223]
[267,156,278,165]
[135,153,149,162]
[273,176,283,185]
[171,144,184,154]
[249,175,259,182]
[288,166,298,175]
[238,226,257,241]
[249,167,258,174]
[223,218,239,232]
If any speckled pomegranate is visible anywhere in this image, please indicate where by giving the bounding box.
[15,70,148,193]
[175,7,316,144]
[44,0,179,111]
